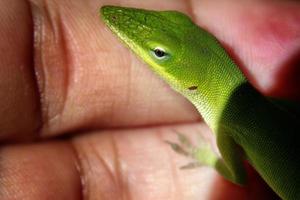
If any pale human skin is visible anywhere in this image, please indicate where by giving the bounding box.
[0,0,299,199]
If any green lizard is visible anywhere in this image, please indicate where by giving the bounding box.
[100,5,299,200]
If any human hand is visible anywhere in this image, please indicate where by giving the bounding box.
[1,0,299,199]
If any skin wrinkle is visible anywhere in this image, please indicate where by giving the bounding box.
[59,141,84,200]
[67,140,85,200]
[41,1,66,130]
[47,11,70,129]
[26,0,43,140]
[86,134,120,199]
[31,1,52,131]
[30,0,70,134]
[72,139,93,200]
[157,129,183,200]
[111,133,128,200]
[30,1,47,127]
[37,1,59,124]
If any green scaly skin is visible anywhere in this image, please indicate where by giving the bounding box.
[100,5,299,200]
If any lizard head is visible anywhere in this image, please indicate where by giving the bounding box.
[101,5,246,130]
[100,6,240,97]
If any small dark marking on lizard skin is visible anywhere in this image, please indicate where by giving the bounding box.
[188,86,198,90]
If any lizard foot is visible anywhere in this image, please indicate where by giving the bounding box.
[165,131,219,169]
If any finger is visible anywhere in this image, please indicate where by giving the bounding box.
[0,141,82,200]
[34,0,199,137]
[0,0,198,141]
[0,0,41,141]
[1,0,299,142]
[27,0,300,138]
[191,0,300,99]
[0,124,278,199]
[29,0,300,139]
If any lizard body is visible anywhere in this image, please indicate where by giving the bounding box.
[100,6,299,199]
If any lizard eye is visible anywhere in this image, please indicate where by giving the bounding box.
[154,48,166,57]
[151,47,169,60]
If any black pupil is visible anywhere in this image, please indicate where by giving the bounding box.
[154,49,165,57]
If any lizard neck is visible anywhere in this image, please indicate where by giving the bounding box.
[184,60,247,133]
